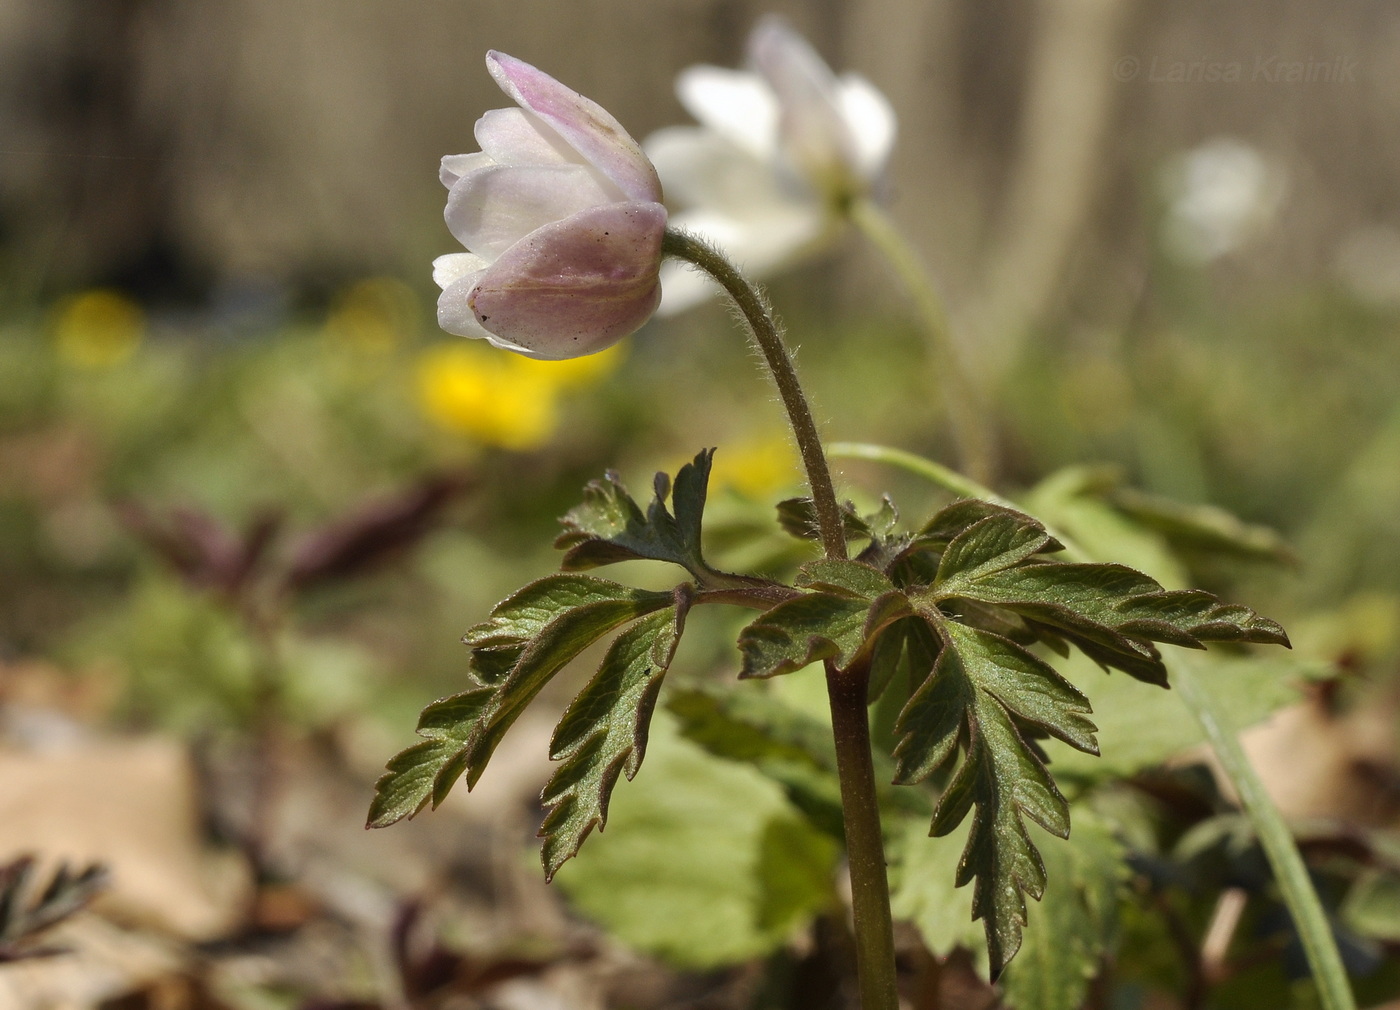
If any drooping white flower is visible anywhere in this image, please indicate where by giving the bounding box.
[434,52,668,359]
[645,17,896,314]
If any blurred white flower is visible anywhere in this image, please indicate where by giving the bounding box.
[645,16,896,314]
[1161,138,1285,264]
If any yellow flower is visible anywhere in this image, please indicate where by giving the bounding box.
[710,431,801,498]
[51,289,145,368]
[323,277,419,355]
[416,343,561,451]
[416,340,623,451]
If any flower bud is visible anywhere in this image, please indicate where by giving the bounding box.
[434,52,667,359]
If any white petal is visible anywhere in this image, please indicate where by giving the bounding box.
[654,258,720,316]
[432,252,489,290]
[657,204,828,315]
[645,125,803,211]
[474,108,577,168]
[837,75,897,179]
[440,152,494,189]
[486,51,661,203]
[444,163,615,258]
[436,272,495,341]
[675,65,780,162]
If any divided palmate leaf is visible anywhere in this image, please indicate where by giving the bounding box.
[894,619,1099,975]
[997,811,1128,1010]
[460,577,677,790]
[367,687,494,827]
[555,449,722,580]
[540,604,688,878]
[775,496,895,545]
[368,574,675,829]
[740,560,912,678]
[919,508,1288,686]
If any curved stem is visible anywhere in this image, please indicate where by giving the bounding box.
[664,230,899,1010]
[829,441,1012,507]
[839,441,1358,1009]
[663,229,846,562]
[849,198,994,485]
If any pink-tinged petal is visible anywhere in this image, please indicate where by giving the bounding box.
[432,252,489,290]
[474,108,577,169]
[467,202,666,359]
[674,66,780,162]
[440,152,494,189]
[445,162,617,258]
[747,17,858,186]
[485,51,662,204]
[436,271,495,342]
[837,74,897,179]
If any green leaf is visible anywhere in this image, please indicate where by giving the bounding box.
[867,613,940,704]
[555,449,727,581]
[889,813,986,967]
[1047,648,1332,781]
[933,513,1060,585]
[738,589,913,678]
[932,560,1288,686]
[462,574,670,684]
[998,813,1128,1010]
[1109,485,1296,566]
[539,605,686,878]
[554,713,839,968]
[796,558,896,598]
[367,687,494,827]
[894,620,1098,975]
[775,496,886,543]
[914,499,1052,551]
[461,580,676,789]
[667,684,846,838]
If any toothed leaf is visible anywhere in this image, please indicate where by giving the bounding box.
[739,588,913,679]
[795,558,897,598]
[367,687,493,827]
[894,619,1098,975]
[540,605,687,878]
[461,581,676,789]
[555,449,721,579]
[998,812,1128,1010]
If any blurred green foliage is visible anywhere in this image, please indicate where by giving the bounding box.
[2,263,1399,1006]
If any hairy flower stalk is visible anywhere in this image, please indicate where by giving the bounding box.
[663,228,899,1010]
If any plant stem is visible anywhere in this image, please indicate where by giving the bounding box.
[848,199,994,485]
[662,229,846,561]
[829,441,1012,507]
[841,440,1358,1010]
[828,657,900,1010]
[1170,653,1357,1010]
[664,230,899,1010]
